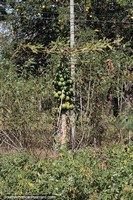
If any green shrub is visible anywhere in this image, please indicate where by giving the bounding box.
[0,61,55,148]
[0,145,133,199]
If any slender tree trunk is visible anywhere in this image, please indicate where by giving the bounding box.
[70,0,76,150]
[60,112,67,145]
[57,97,68,148]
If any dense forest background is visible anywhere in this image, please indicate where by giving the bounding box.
[0,0,133,151]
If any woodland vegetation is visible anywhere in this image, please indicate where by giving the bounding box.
[0,0,133,198]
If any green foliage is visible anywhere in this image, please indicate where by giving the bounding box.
[120,111,133,131]
[1,0,133,148]
[4,0,70,76]
[0,4,7,21]
[0,145,133,199]
[0,58,55,148]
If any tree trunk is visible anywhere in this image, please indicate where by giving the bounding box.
[70,0,76,150]
[60,113,67,145]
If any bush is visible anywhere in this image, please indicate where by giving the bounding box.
[0,59,55,149]
[0,145,133,199]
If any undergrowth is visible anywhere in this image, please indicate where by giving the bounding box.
[0,145,133,200]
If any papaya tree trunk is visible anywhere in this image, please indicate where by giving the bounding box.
[60,112,67,145]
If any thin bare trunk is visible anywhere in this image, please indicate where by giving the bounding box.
[56,91,67,147]
[61,113,67,145]
[86,66,92,114]
[70,0,76,150]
